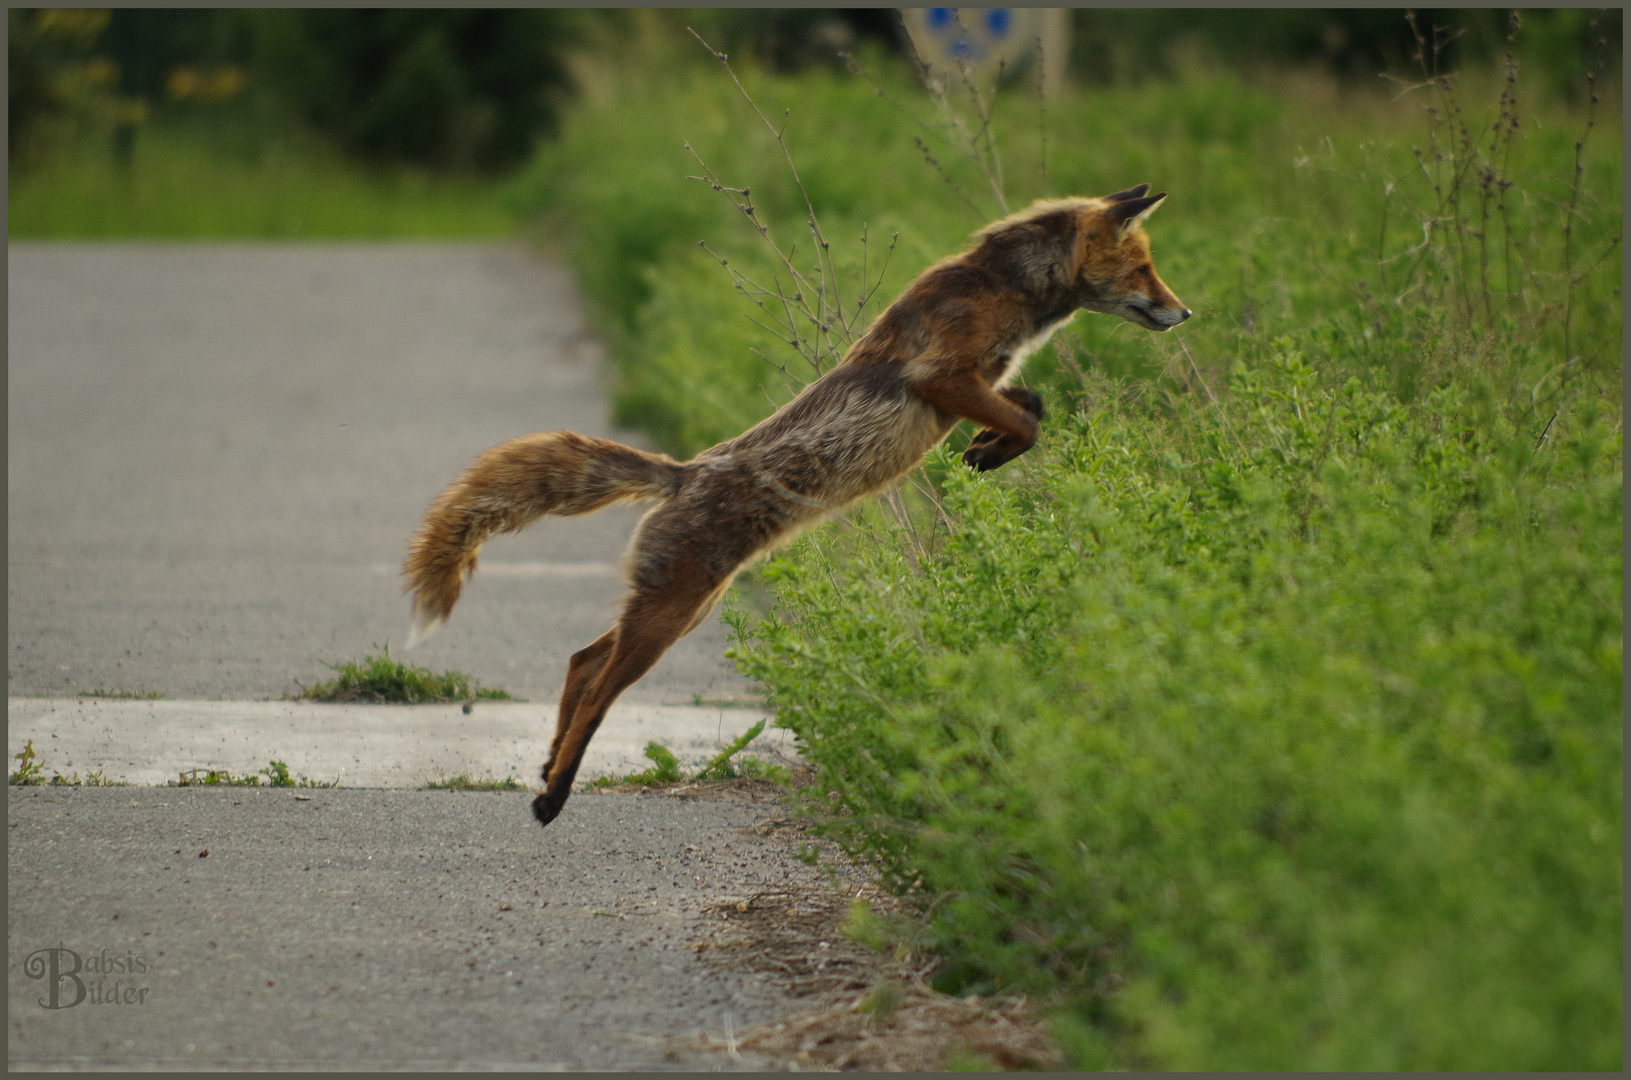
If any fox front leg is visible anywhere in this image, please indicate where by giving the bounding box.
[963,386,1045,471]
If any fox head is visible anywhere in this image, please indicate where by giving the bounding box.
[975,186,1192,332]
[1073,184,1191,331]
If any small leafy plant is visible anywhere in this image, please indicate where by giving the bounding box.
[169,760,338,788]
[9,740,126,786]
[9,741,46,785]
[422,773,532,791]
[588,718,790,788]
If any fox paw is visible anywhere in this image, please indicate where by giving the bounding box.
[963,439,1013,472]
[532,788,568,827]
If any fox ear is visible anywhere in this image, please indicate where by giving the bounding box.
[1104,183,1151,203]
[1103,192,1167,236]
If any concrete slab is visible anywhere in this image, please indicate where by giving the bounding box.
[7,698,791,788]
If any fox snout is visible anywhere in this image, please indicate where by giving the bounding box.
[1112,283,1191,332]
[1118,265,1190,332]
[1130,296,1192,332]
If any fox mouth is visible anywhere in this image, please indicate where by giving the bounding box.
[1123,300,1189,332]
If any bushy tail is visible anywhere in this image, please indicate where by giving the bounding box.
[403,430,683,645]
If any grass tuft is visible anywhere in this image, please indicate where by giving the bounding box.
[422,774,532,792]
[296,644,516,704]
[169,760,337,788]
[587,720,790,789]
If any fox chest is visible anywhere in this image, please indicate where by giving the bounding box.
[987,312,1078,388]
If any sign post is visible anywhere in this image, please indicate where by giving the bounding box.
[900,8,1072,96]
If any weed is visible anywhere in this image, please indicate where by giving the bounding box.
[854,975,905,1021]
[696,717,767,779]
[838,897,895,953]
[169,761,338,788]
[10,741,46,785]
[422,774,532,792]
[9,740,128,786]
[587,719,790,789]
[296,643,517,704]
[606,741,684,786]
[45,770,124,787]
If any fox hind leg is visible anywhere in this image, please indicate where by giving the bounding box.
[542,628,617,781]
[532,561,736,827]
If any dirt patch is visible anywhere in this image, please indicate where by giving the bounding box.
[675,811,1064,1072]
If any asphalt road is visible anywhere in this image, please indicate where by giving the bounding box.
[6,244,829,1071]
[8,785,853,1071]
[7,242,756,706]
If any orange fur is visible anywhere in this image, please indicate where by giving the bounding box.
[401,189,1189,826]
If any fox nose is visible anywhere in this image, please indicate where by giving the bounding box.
[1179,307,1192,322]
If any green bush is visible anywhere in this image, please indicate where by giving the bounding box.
[729,351,1621,1069]
[518,36,1621,1070]
[512,49,1620,459]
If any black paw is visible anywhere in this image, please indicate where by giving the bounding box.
[532,789,568,827]
[962,440,1009,472]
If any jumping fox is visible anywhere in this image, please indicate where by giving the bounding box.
[404,186,1189,827]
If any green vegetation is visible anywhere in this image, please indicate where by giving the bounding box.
[595,741,683,787]
[8,7,1618,1068]
[733,362,1619,1070]
[695,717,790,781]
[170,760,337,788]
[296,645,516,705]
[512,44,1620,459]
[9,740,125,787]
[516,30,1621,1073]
[422,774,532,792]
[7,7,563,238]
[9,121,517,239]
[9,742,45,786]
[588,718,790,788]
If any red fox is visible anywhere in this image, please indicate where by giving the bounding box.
[405,186,1189,826]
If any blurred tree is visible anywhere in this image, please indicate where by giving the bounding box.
[8,8,149,169]
[242,9,584,172]
[1069,8,1620,92]
[10,8,1615,180]
[682,8,906,71]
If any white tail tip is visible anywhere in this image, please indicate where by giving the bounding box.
[405,614,443,651]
